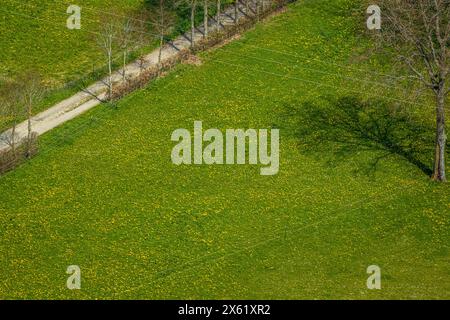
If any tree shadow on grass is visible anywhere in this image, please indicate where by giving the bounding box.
[280,96,436,177]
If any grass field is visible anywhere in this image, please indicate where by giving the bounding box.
[0,0,449,299]
[0,0,233,131]
[0,0,148,131]
[0,0,233,86]
[0,0,149,85]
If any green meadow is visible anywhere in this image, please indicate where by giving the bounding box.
[0,0,449,299]
[0,0,233,131]
[0,0,148,131]
[0,0,149,84]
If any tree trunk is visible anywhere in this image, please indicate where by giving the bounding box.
[11,123,16,156]
[235,0,238,24]
[158,35,164,75]
[26,101,32,158]
[108,37,113,100]
[108,55,112,99]
[158,0,164,75]
[123,50,127,82]
[216,0,221,27]
[191,1,196,48]
[432,88,447,181]
[256,0,260,21]
[204,0,208,37]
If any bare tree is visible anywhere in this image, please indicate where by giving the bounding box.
[190,0,198,47]
[17,72,44,158]
[203,0,211,37]
[234,0,239,24]
[216,0,222,27]
[97,19,118,99]
[177,0,198,48]
[152,0,176,73]
[118,18,135,82]
[78,20,119,104]
[0,80,22,155]
[374,0,450,181]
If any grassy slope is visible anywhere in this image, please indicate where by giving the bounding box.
[0,0,449,299]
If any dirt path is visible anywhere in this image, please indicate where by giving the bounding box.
[0,1,273,153]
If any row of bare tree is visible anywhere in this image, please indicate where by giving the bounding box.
[177,0,268,43]
[89,0,269,101]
